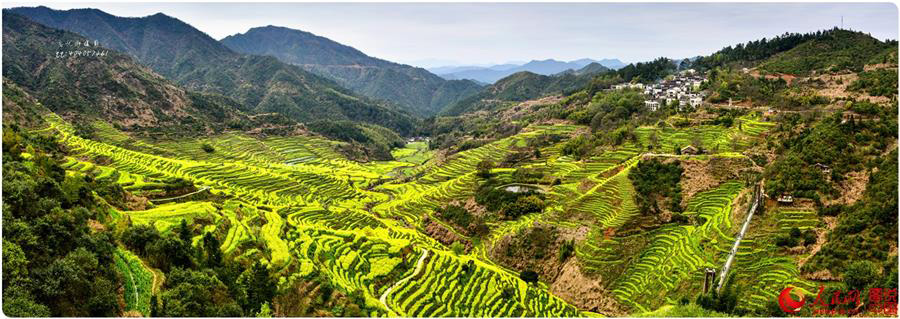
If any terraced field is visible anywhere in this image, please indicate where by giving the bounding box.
[113,248,154,315]
[607,182,745,312]
[635,114,775,153]
[37,112,787,317]
[728,208,820,313]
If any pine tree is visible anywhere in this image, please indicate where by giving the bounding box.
[177,219,191,244]
[202,232,223,268]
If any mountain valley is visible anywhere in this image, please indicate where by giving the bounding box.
[2,5,898,318]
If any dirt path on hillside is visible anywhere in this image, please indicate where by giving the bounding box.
[379,249,429,316]
[150,186,210,204]
[799,216,837,269]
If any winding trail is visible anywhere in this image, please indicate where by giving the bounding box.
[717,184,761,292]
[379,249,429,316]
[150,186,210,203]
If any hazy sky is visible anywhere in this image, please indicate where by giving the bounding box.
[5,2,899,68]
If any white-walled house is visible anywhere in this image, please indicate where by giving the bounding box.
[689,96,703,107]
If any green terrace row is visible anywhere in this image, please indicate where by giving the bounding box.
[61,157,168,193]
[775,210,820,230]
[576,229,630,274]
[374,171,481,224]
[683,181,745,241]
[611,225,711,312]
[90,119,392,182]
[567,172,639,229]
[52,121,379,208]
[181,163,363,207]
[113,248,153,316]
[220,200,258,254]
[734,257,816,312]
[383,251,582,317]
[609,182,745,312]
[633,116,772,153]
[286,227,417,315]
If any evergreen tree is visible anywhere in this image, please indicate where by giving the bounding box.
[202,232,223,268]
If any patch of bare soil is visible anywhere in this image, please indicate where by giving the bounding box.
[124,193,150,210]
[804,269,839,281]
[824,170,869,206]
[522,95,564,108]
[550,259,627,316]
[536,118,576,126]
[421,217,472,252]
[864,63,898,71]
[489,222,588,283]
[430,149,449,167]
[459,198,488,219]
[561,225,591,242]
[785,198,818,210]
[800,216,837,268]
[748,69,797,85]
[573,126,591,137]
[678,157,756,206]
[88,219,107,232]
[116,285,127,315]
[577,179,597,193]
[809,72,892,104]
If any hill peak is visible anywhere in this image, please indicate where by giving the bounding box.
[222,25,377,66]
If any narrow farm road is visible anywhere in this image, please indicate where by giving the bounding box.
[150,186,211,204]
[380,249,429,316]
[137,256,161,294]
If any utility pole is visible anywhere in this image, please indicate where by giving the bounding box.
[841,16,844,29]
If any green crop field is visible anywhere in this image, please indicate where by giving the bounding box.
[33,111,811,317]
[5,11,897,318]
[114,248,154,315]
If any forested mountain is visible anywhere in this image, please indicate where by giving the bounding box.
[440,69,607,116]
[565,62,611,75]
[759,28,897,74]
[1,12,276,138]
[611,57,677,83]
[221,26,482,116]
[442,57,674,116]
[8,6,417,136]
[435,58,616,83]
[693,28,898,73]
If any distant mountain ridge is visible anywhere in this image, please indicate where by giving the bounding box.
[9,6,417,136]
[440,66,610,116]
[221,25,483,116]
[431,58,624,83]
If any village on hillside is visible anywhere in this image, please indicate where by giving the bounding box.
[614,69,708,112]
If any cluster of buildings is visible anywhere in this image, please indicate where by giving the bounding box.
[634,69,708,112]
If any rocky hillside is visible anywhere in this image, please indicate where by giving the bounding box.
[8,6,417,135]
[2,12,276,137]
